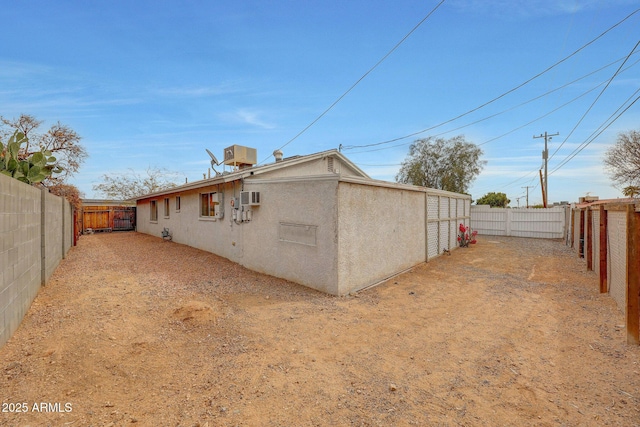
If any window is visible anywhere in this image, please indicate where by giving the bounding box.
[175,196,181,212]
[163,198,170,218]
[200,192,219,218]
[150,200,158,222]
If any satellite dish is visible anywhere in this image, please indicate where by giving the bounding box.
[206,149,222,177]
[206,149,220,167]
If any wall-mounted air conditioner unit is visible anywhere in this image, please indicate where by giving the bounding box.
[241,191,261,206]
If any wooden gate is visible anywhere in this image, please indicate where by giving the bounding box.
[82,206,136,233]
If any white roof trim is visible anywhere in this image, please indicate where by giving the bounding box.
[339,176,472,199]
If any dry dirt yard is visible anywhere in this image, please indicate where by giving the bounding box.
[1,232,639,426]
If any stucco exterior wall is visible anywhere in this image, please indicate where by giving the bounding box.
[135,156,470,296]
[136,177,341,294]
[336,181,426,295]
[256,155,363,179]
[243,177,339,294]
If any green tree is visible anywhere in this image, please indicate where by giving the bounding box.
[396,135,486,193]
[603,130,640,189]
[93,167,182,199]
[0,114,87,184]
[0,130,61,184]
[475,192,510,207]
[623,185,640,198]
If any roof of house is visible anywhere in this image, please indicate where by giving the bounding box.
[133,149,369,201]
[82,198,136,207]
[574,197,637,209]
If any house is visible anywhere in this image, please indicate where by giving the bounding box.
[134,147,471,295]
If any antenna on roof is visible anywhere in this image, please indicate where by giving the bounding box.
[206,149,221,177]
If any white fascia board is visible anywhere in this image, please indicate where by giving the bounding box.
[338,176,471,199]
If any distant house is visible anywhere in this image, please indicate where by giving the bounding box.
[134,147,470,295]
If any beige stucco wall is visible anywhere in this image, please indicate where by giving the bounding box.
[137,176,341,294]
[136,162,469,296]
[252,155,363,180]
[336,181,426,295]
[242,177,339,294]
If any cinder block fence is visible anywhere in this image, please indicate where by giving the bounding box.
[0,173,74,348]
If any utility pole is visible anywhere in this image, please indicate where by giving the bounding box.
[533,131,559,207]
[521,186,533,208]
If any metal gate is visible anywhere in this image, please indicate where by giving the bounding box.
[113,209,135,230]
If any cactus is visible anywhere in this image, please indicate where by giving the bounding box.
[0,130,62,184]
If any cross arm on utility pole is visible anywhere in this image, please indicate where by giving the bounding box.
[521,186,534,208]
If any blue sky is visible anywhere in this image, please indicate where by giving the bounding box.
[2,0,639,205]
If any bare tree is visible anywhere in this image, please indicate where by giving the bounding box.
[49,183,84,210]
[396,135,486,194]
[1,114,87,183]
[604,130,640,189]
[93,167,182,200]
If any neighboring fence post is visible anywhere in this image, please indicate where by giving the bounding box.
[599,205,608,293]
[61,197,65,259]
[579,210,585,258]
[586,208,593,270]
[424,192,429,262]
[570,208,575,248]
[626,204,640,345]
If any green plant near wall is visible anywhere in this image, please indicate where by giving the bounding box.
[0,130,62,184]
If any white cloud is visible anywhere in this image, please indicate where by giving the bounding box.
[448,0,634,18]
[152,81,246,98]
[218,109,276,130]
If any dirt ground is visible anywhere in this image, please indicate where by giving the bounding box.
[1,232,639,426]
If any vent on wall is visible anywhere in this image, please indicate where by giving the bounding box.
[327,156,339,173]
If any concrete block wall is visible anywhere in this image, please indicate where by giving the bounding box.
[0,173,73,348]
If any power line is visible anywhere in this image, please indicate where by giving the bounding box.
[347,68,623,155]
[549,89,640,175]
[341,8,640,151]
[258,0,447,165]
[548,39,640,161]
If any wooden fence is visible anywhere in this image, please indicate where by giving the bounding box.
[570,200,639,345]
[81,200,136,233]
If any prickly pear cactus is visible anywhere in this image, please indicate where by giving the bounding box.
[0,130,62,184]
